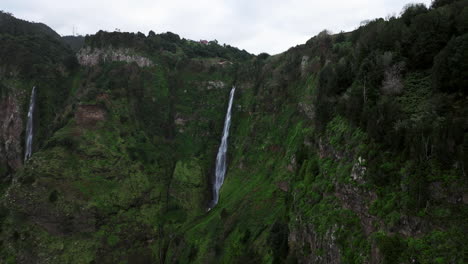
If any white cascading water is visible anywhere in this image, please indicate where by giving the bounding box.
[24,86,37,161]
[210,86,236,209]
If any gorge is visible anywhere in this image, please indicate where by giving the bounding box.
[0,1,467,263]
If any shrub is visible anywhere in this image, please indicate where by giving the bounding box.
[376,233,406,264]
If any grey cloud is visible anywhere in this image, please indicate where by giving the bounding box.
[3,0,432,54]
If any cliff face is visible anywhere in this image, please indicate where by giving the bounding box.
[77,47,153,67]
[1,1,468,263]
[0,90,23,177]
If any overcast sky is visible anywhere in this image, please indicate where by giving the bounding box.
[3,0,432,54]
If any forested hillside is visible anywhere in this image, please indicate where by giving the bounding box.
[0,0,466,263]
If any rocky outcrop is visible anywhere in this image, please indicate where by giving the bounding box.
[77,47,153,67]
[334,183,378,237]
[206,80,226,90]
[5,182,96,235]
[75,104,107,128]
[300,55,309,77]
[298,100,315,120]
[289,223,341,264]
[0,92,23,177]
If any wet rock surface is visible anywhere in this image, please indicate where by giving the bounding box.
[0,92,23,176]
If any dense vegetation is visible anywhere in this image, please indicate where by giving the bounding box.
[0,11,60,39]
[0,0,467,263]
[85,30,252,62]
[313,0,467,180]
[61,35,86,52]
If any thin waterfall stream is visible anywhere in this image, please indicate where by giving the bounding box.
[210,86,236,209]
[24,86,37,161]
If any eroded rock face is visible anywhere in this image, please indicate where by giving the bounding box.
[206,80,226,90]
[77,47,153,67]
[335,183,378,237]
[350,156,366,183]
[0,93,23,176]
[75,104,107,127]
[276,181,289,192]
[5,181,96,236]
[289,223,341,264]
[300,55,310,77]
[298,100,315,120]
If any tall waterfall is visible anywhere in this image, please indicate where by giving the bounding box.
[24,86,37,161]
[211,86,236,209]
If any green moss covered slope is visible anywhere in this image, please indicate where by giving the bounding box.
[1,1,467,263]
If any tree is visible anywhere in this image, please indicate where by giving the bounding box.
[432,33,468,94]
[381,62,404,95]
[335,57,354,91]
[407,10,451,69]
[357,52,385,103]
[431,0,459,9]
[400,3,428,25]
[335,31,346,43]
[456,7,468,34]
[318,63,338,95]
[257,53,270,60]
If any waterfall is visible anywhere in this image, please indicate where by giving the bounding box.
[24,86,37,161]
[210,86,236,209]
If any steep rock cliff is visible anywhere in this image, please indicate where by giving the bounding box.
[0,89,23,177]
